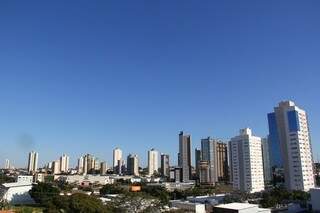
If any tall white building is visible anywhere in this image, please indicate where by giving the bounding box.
[113,148,122,170]
[127,154,139,176]
[148,148,158,176]
[78,156,84,174]
[268,101,314,191]
[229,128,264,193]
[60,154,69,173]
[52,160,60,174]
[5,159,10,169]
[27,151,38,173]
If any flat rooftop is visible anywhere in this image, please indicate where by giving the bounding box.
[215,203,258,210]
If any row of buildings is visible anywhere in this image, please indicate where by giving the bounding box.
[177,100,315,193]
[8,100,315,193]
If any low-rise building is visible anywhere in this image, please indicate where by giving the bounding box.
[213,203,270,213]
[56,174,114,186]
[170,200,206,213]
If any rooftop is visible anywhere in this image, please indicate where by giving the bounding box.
[215,203,258,210]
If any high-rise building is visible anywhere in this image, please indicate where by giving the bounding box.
[195,149,201,179]
[127,154,139,176]
[52,160,60,174]
[60,154,69,173]
[113,148,122,172]
[199,160,210,184]
[148,148,159,176]
[229,128,264,193]
[200,138,228,184]
[78,156,84,174]
[160,154,170,177]
[178,131,191,182]
[201,137,216,185]
[28,151,38,173]
[4,159,10,170]
[100,162,107,175]
[261,138,272,182]
[268,101,315,191]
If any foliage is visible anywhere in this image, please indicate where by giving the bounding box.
[141,185,170,205]
[100,183,126,195]
[29,182,60,205]
[223,191,249,203]
[0,173,15,184]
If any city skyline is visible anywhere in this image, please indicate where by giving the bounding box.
[1,1,320,167]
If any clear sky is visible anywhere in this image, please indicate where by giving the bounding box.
[0,1,319,168]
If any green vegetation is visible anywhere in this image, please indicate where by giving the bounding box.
[0,173,15,184]
[100,183,127,195]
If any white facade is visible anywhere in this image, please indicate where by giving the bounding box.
[78,156,84,174]
[113,148,122,169]
[27,151,38,173]
[272,101,314,191]
[56,174,114,185]
[60,154,69,173]
[148,148,158,176]
[213,203,271,213]
[229,128,265,193]
[5,159,10,169]
[53,160,61,174]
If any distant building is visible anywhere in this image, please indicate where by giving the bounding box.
[56,174,114,186]
[77,156,84,174]
[100,162,107,175]
[179,131,192,182]
[27,151,38,173]
[160,154,170,178]
[170,200,206,213]
[52,160,60,175]
[201,137,229,184]
[60,154,69,173]
[199,160,210,184]
[229,128,264,193]
[127,154,139,176]
[268,101,315,191]
[174,167,183,183]
[195,149,201,179]
[5,159,10,170]
[148,148,158,176]
[261,138,272,182]
[310,188,320,212]
[113,148,122,172]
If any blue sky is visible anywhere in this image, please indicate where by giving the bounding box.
[0,1,319,168]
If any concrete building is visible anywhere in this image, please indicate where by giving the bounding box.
[56,174,114,186]
[229,128,265,193]
[52,160,61,174]
[127,154,139,176]
[77,156,84,174]
[195,148,201,179]
[310,188,320,212]
[100,162,107,175]
[179,131,192,182]
[268,101,315,191]
[27,151,38,173]
[201,137,229,184]
[148,148,159,176]
[4,159,10,169]
[213,203,270,213]
[113,147,122,171]
[0,176,34,204]
[60,154,69,173]
[199,160,210,184]
[170,200,206,213]
[261,138,272,183]
[160,154,170,178]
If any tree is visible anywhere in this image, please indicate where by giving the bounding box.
[29,182,60,206]
[100,184,126,195]
[68,193,108,213]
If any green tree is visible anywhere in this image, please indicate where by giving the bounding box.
[29,182,60,206]
[100,184,126,195]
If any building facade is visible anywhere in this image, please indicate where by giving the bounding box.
[178,131,191,182]
[268,101,314,191]
[27,151,38,173]
[229,128,264,193]
[160,154,170,178]
[113,148,122,172]
[60,154,69,173]
[148,148,159,176]
[261,138,272,182]
[127,154,139,176]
